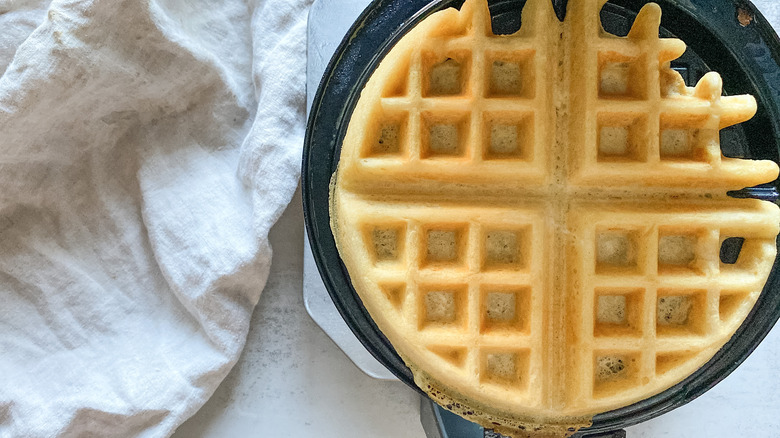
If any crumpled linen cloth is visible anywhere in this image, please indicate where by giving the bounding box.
[0,0,311,436]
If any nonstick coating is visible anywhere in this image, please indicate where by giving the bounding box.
[302,0,780,433]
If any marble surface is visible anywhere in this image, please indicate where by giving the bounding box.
[173,1,780,436]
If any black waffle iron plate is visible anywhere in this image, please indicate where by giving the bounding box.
[302,0,780,436]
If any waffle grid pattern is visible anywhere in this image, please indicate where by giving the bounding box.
[348,0,772,191]
[353,0,553,184]
[357,204,548,404]
[569,205,777,406]
[333,0,780,423]
[570,1,759,186]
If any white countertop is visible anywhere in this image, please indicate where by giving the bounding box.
[173,1,780,436]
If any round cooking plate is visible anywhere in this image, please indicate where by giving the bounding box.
[303,0,780,434]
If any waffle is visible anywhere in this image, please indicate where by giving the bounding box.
[330,0,780,435]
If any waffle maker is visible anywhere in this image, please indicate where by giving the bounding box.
[302,1,780,436]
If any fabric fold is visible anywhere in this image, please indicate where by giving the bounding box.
[0,0,312,436]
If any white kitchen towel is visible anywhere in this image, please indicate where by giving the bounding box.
[0,0,311,436]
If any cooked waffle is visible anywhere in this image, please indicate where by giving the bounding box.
[330,0,780,436]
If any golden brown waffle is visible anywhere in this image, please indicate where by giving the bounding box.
[330,0,780,435]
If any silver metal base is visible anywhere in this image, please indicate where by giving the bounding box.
[304,0,396,381]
